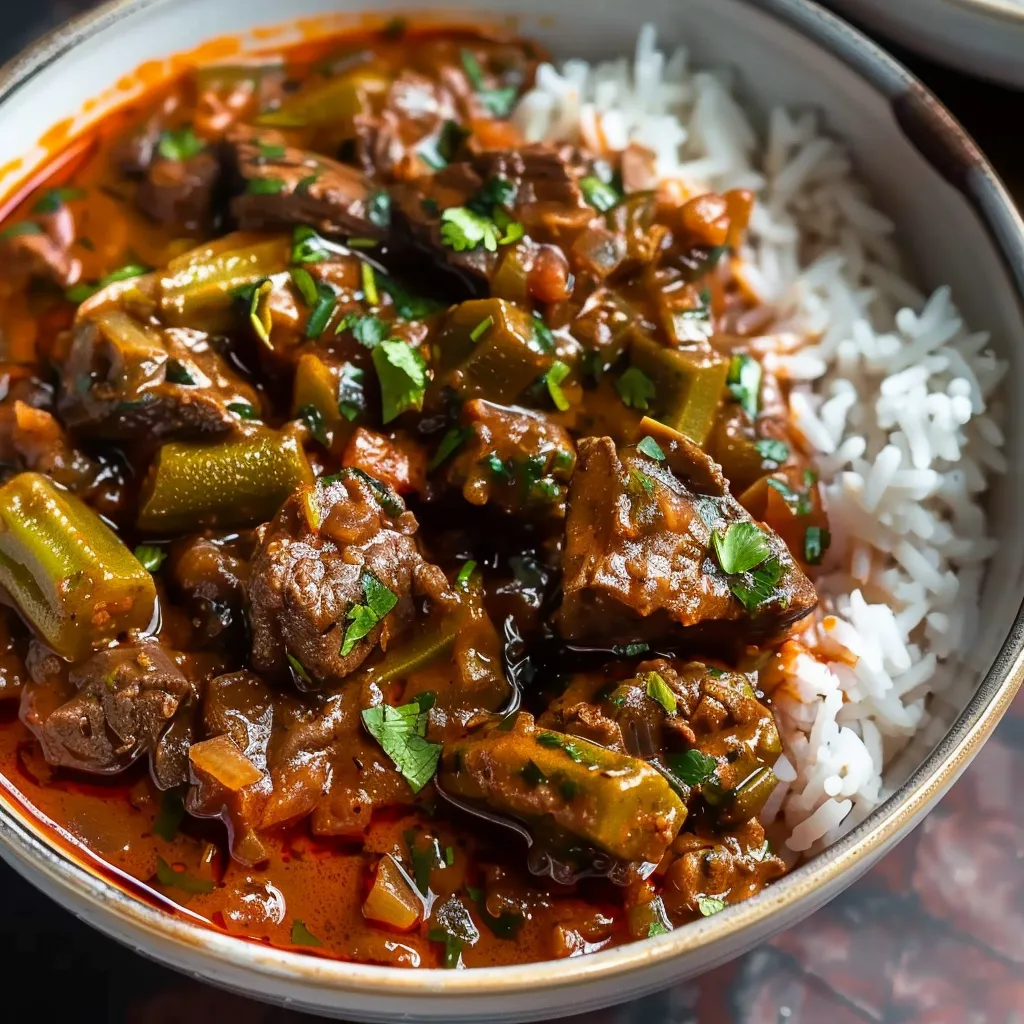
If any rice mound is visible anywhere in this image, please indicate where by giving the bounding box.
[513,25,1007,855]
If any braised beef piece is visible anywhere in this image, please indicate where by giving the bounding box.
[0,204,81,288]
[390,144,592,291]
[228,125,383,239]
[445,399,576,519]
[20,641,197,782]
[558,435,817,654]
[169,534,253,642]
[187,670,274,865]
[56,309,260,441]
[248,471,454,686]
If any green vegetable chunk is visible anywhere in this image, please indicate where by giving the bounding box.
[137,429,313,532]
[0,473,157,661]
[440,715,686,863]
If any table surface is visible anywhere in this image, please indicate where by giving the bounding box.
[2,4,1023,1022]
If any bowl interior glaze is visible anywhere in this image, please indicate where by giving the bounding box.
[0,2,1022,1021]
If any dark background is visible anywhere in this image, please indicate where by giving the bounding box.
[1,4,1023,1022]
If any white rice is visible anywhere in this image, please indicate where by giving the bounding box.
[513,26,1007,854]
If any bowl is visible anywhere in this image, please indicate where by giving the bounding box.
[0,1,1023,1021]
[826,0,1024,89]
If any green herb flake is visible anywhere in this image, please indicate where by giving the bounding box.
[134,544,166,573]
[157,126,206,162]
[0,221,43,241]
[712,522,771,575]
[531,312,555,353]
[580,175,620,212]
[155,856,215,896]
[456,560,477,591]
[32,187,86,214]
[628,468,655,496]
[286,653,313,688]
[611,642,650,657]
[367,189,391,228]
[754,438,790,464]
[729,556,785,613]
[559,778,580,802]
[361,261,379,306]
[338,364,366,421]
[469,315,494,343]
[429,426,472,472]
[644,672,677,715]
[697,894,727,917]
[478,86,518,118]
[227,401,259,420]
[245,176,286,195]
[337,312,389,348]
[152,786,186,841]
[767,476,813,517]
[536,732,563,750]
[290,920,323,947]
[256,140,287,160]
[645,896,673,937]
[637,435,666,462]
[341,571,399,656]
[372,339,428,423]
[291,224,332,264]
[521,759,549,787]
[164,359,196,386]
[460,48,486,89]
[305,280,337,340]
[615,367,656,411]
[545,360,572,412]
[406,831,442,895]
[803,525,831,566]
[362,695,441,794]
[289,265,319,307]
[727,353,762,419]
[481,452,511,480]
[440,205,522,253]
[296,173,319,193]
[297,403,327,445]
[668,749,719,787]
[377,273,445,321]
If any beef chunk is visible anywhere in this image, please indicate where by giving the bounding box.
[558,436,817,653]
[57,305,260,441]
[136,150,222,232]
[187,670,274,865]
[391,144,592,291]
[248,471,454,686]
[446,399,575,518]
[0,205,81,288]
[168,533,253,642]
[228,125,382,239]
[20,641,196,779]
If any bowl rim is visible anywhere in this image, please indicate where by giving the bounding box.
[1,0,1023,1003]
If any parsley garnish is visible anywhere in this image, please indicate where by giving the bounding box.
[580,175,620,212]
[289,265,318,306]
[245,177,286,195]
[754,438,790,464]
[428,425,472,472]
[767,476,813,517]
[637,435,666,461]
[297,403,327,445]
[697,895,727,917]
[668,749,718,787]
[155,856,214,895]
[804,525,831,565]
[286,653,313,688]
[361,691,441,793]
[290,920,323,947]
[372,340,428,423]
[367,189,391,228]
[338,364,366,421]
[157,126,206,162]
[341,572,398,656]
[729,557,785,612]
[611,642,649,657]
[0,221,43,241]
[440,206,522,252]
[32,187,86,213]
[227,401,259,420]
[305,280,337,339]
[335,311,388,347]
[727,353,761,418]
[644,672,677,715]
[545,360,572,412]
[65,263,150,304]
[645,896,673,937]
[712,522,771,575]
[615,367,656,411]
[134,544,166,572]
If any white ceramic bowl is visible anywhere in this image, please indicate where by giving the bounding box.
[1,2,1023,1021]
[827,0,1024,89]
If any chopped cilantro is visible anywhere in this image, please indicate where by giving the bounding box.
[256,140,287,160]
[305,280,337,339]
[361,692,441,793]
[615,366,656,411]
[645,896,673,937]
[637,435,666,462]
[338,364,366,421]
[428,425,472,472]
[286,653,313,688]
[290,920,323,946]
[481,452,512,480]
[134,544,166,573]
[712,522,771,575]
[580,175,620,212]
[521,759,548,786]
[754,438,790,464]
[152,786,185,841]
[697,895,727,917]
[245,176,286,195]
[545,360,572,412]
[157,126,206,162]
[367,189,391,228]
[297,403,328,445]
[456,560,477,590]
[155,856,214,895]
[729,556,785,612]
[644,672,677,715]
[32,187,86,213]
[377,273,445,321]
[727,353,762,419]
[341,572,398,657]
[628,467,655,496]
[373,339,427,423]
[441,205,522,252]
[611,642,650,657]
[460,48,486,88]
[803,525,831,566]
[0,221,43,241]
[227,401,259,420]
[767,476,813,517]
[289,265,319,306]
[164,359,196,386]
[668,749,718,787]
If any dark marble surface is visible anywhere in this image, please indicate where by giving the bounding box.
[1,4,1023,1022]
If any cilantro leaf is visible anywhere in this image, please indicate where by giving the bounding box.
[804,525,831,566]
[712,522,771,575]
[428,425,472,472]
[286,653,313,688]
[361,695,441,793]
[297,403,327,445]
[227,401,259,420]
[767,476,813,517]
[644,672,677,715]
[152,786,185,841]
[338,364,366,422]
[340,571,398,656]
[157,126,206,162]
[367,189,391,228]
[363,572,398,619]
[0,221,43,241]
[645,896,673,937]
[697,895,727,917]
[580,175,620,212]
[615,367,656,411]
[289,265,319,306]
[754,438,790,464]
[32,187,86,214]
[441,206,502,252]
[478,86,518,117]
[377,273,446,320]
[372,339,427,423]
[729,556,785,612]
[637,435,666,462]
[337,312,389,348]
[611,642,650,657]
[245,177,286,195]
[545,360,572,412]
[667,749,718,786]
[134,544,166,573]
[727,353,762,419]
